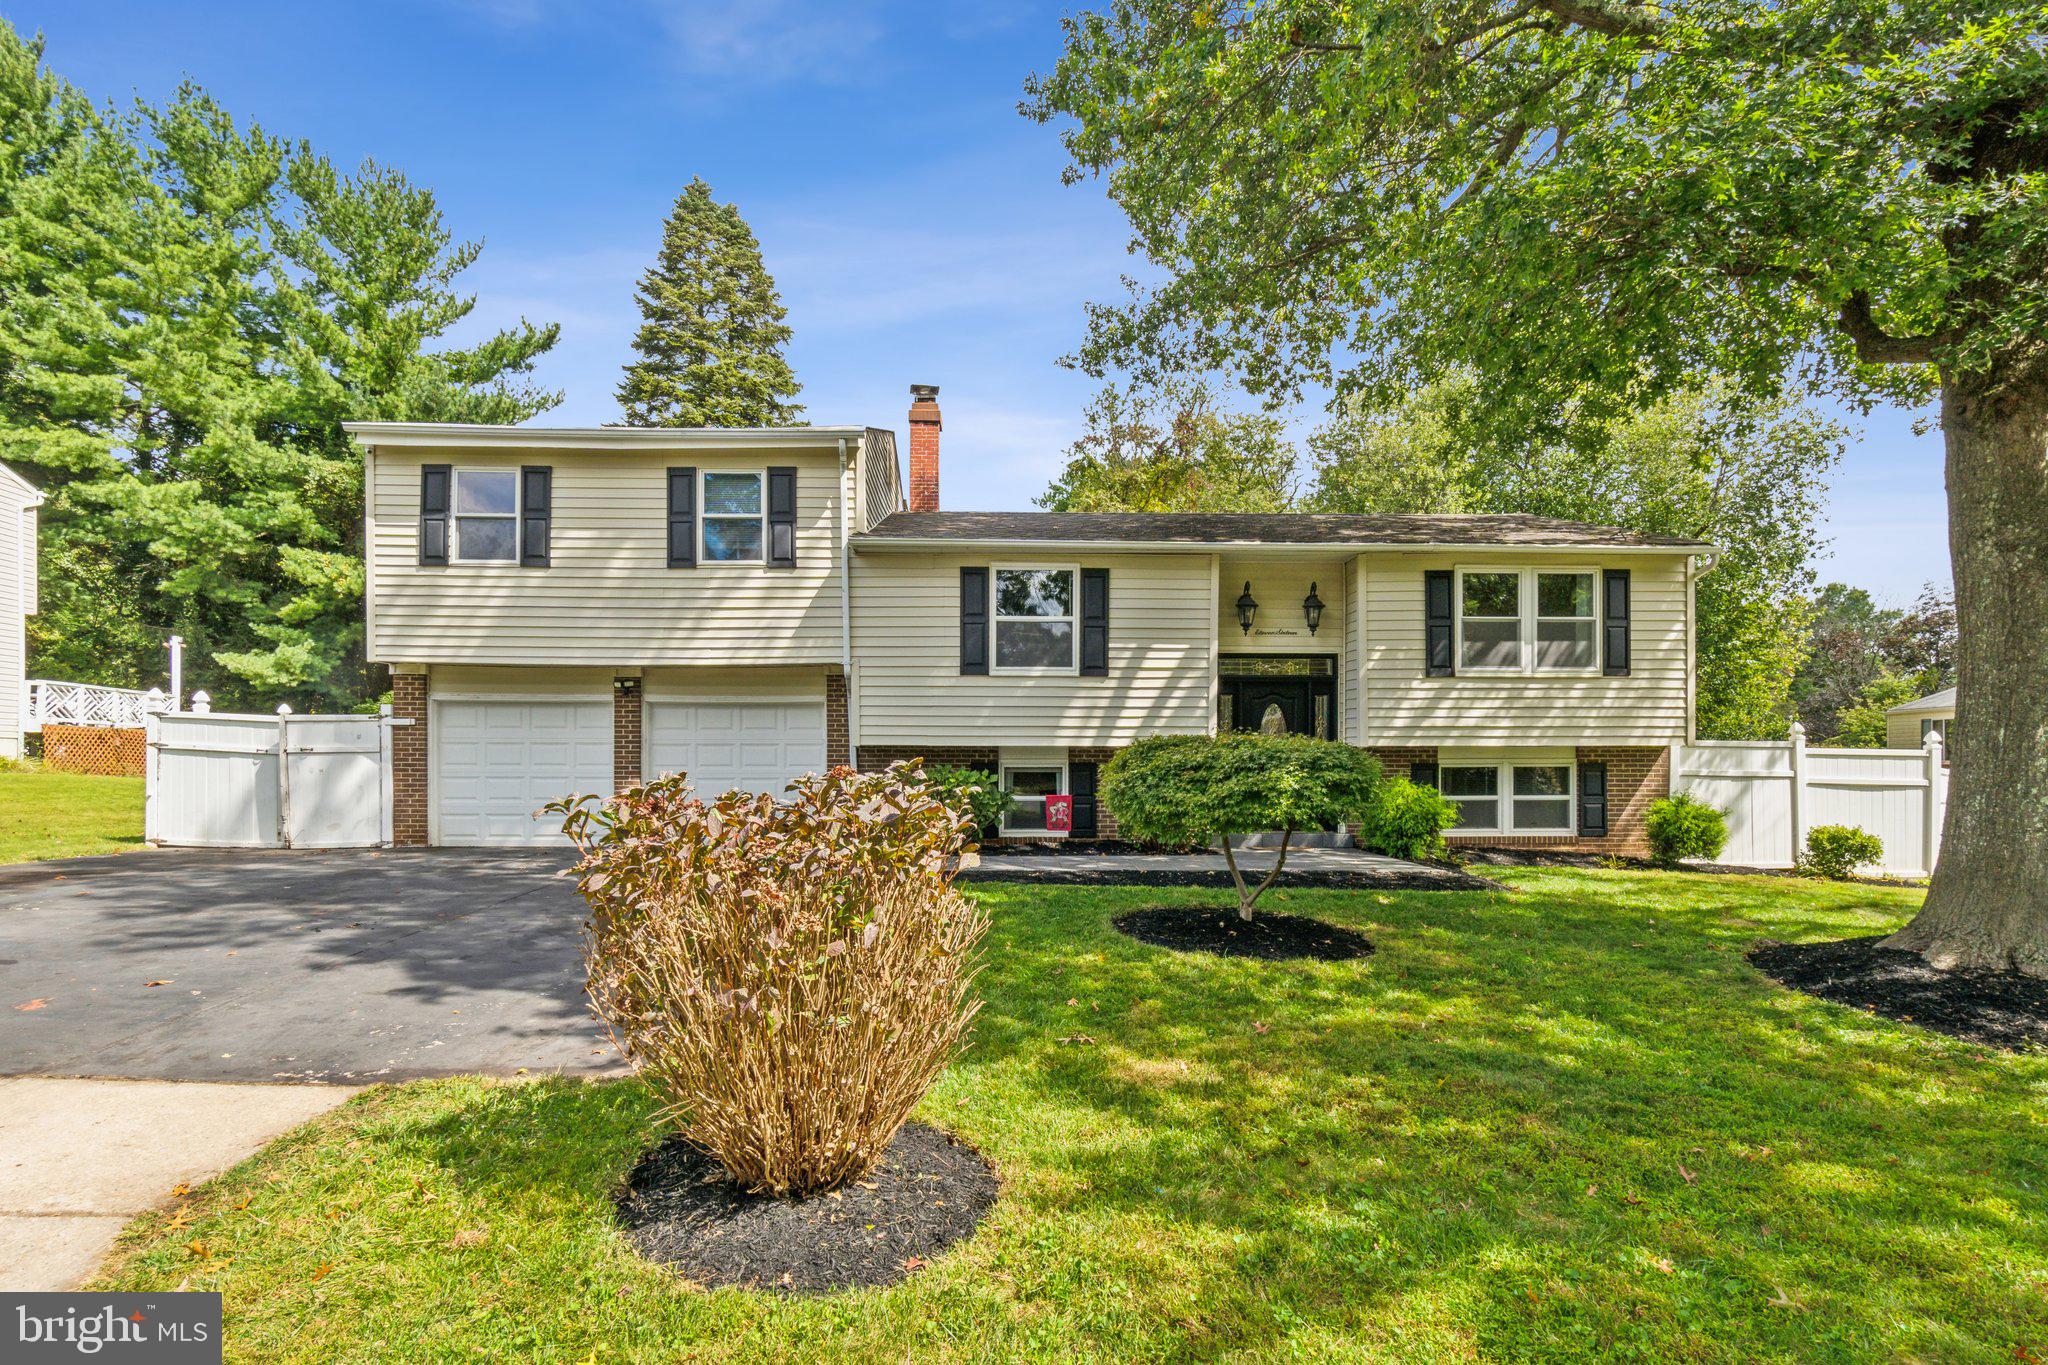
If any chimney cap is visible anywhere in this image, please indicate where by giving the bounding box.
[910,383,940,402]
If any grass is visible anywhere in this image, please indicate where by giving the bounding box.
[0,767,144,863]
[94,870,2048,1362]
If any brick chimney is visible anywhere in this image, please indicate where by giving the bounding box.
[907,383,941,512]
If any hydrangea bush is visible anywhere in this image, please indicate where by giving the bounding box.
[553,763,988,1195]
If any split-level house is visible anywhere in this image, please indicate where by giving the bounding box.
[348,386,1712,852]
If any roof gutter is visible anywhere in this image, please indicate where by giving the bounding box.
[848,537,1716,556]
[341,422,867,450]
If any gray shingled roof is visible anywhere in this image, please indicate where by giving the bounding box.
[1886,687,1956,715]
[853,511,1710,550]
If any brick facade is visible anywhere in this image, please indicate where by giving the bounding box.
[825,670,850,769]
[1366,746,1439,784]
[391,673,430,847]
[857,745,1000,772]
[1438,745,1668,857]
[613,677,643,791]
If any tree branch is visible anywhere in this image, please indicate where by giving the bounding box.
[1531,0,1673,40]
[1837,291,1937,366]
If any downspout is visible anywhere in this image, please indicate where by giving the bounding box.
[838,437,858,756]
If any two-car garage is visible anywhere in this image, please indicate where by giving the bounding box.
[432,690,827,846]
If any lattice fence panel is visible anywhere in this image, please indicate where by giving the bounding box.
[44,725,146,777]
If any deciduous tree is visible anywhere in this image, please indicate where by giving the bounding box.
[1029,0,2048,973]
[1039,377,1298,512]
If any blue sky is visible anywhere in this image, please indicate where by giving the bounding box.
[17,0,1949,601]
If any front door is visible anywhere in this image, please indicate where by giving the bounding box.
[1218,654,1339,739]
[1227,679,1315,736]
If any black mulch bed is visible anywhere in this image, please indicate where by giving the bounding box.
[966,858,1497,893]
[617,1121,998,1295]
[1748,936,2048,1052]
[1113,905,1376,962]
[1458,847,1926,887]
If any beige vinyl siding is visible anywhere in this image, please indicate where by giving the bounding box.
[1359,551,1692,747]
[369,445,844,667]
[853,551,1214,747]
[1887,710,1949,750]
[858,428,901,530]
[0,488,27,757]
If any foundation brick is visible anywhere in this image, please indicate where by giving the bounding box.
[613,678,643,792]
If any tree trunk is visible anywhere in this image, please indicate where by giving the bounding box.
[1882,367,2048,975]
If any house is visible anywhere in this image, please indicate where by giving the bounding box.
[1,460,41,761]
[346,386,1713,852]
[1886,686,1954,752]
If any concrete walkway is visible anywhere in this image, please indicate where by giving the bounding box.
[0,1078,352,1290]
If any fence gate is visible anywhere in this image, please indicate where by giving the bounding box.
[146,710,395,849]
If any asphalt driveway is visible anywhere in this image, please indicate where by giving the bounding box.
[0,849,616,1084]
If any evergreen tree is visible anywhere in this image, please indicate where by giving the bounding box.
[617,179,802,427]
[0,20,560,710]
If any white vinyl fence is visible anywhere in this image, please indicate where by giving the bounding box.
[1674,723,1947,877]
[145,707,402,849]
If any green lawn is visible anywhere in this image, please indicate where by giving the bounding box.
[94,870,2047,1362]
[0,768,145,863]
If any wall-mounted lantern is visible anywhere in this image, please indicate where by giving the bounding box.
[1302,582,1325,635]
[1234,581,1259,634]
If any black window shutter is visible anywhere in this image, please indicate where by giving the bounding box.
[1068,761,1099,838]
[1424,569,1455,676]
[1603,568,1632,676]
[1412,760,1439,790]
[667,467,697,569]
[1578,761,1608,836]
[418,464,450,566]
[1079,568,1109,676]
[960,566,989,675]
[519,465,551,567]
[767,466,797,568]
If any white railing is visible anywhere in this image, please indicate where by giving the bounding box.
[24,679,170,732]
[1674,723,1947,877]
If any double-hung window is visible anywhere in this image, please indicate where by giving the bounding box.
[992,568,1077,673]
[701,471,764,563]
[1456,567,1600,675]
[453,469,519,563]
[1441,762,1575,835]
[1001,763,1067,835]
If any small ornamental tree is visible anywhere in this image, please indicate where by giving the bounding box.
[1101,733,1381,918]
[553,763,987,1196]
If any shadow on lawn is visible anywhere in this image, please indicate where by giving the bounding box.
[947,875,2042,1355]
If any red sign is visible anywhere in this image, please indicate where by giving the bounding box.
[1043,794,1073,832]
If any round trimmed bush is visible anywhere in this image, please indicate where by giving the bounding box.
[1800,824,1884,879]
[1644,792,1730,866]
[1356,778,1460,861]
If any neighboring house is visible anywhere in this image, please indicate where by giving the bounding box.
[0,460,42,760]
[1886,686,1955,753]
[348,386,1714,852]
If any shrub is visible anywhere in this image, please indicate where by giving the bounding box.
[553,763,989,1196]
[1800,824,1884,879]
[921,763,1008,836]
[1644,793,1730,866]
[1101,733,1382,917]
[1356,778,1459,861]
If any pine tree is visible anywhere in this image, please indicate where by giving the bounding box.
[0,20,561,709]
[617,179,802,428]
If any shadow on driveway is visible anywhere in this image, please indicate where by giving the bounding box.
[0,849,619,1084]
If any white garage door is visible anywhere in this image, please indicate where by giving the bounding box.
[435,700,612,846]
[647,701,826,801]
